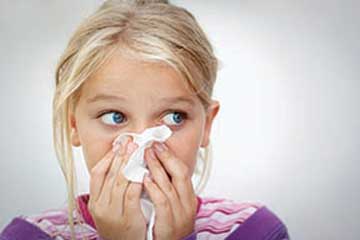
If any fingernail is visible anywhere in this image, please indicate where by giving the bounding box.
[124,136,132,144]
[112,143,120,153]
[127,142,138,155]
[148,148,156,160]
[118,143,127,156]
[154,142,166,153]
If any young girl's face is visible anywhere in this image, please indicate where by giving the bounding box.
[69,51,219,176]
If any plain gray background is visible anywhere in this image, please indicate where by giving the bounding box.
[1,1,359,239]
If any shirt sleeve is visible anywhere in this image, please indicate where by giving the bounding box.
[226,206,290,240]
[0,217,54,240]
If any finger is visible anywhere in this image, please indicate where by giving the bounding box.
[152,142,196,210]
[89,148,116,202]
[98,136,131,204]
[143,175,174,225]
[152,142,190,181]
[123,182,143,216]
[110,141,139,211]
[145,148,183,217]
[109,171,129,215]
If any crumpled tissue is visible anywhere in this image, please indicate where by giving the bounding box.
[111,125,172,240]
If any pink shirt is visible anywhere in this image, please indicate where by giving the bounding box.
[1,193,290,239]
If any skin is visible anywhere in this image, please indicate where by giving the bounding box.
[69,50,220,240]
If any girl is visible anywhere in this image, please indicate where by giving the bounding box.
[0,0,290,239]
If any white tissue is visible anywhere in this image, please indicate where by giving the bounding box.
[111,125,173,240]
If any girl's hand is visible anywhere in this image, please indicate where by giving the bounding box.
[88,137,147,240]
[144,142,198,240]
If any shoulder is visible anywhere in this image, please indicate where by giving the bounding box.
[195,196,290,240]
[0,207,97,240]
[0,216,54,240]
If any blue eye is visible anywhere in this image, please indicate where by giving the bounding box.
[163,112,187,126]
[100,111,126,126]
[98,111,186,127]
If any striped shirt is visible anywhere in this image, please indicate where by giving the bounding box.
[0,194,290,239]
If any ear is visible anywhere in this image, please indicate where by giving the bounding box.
[69,112,81,147]
[200,100,220,148]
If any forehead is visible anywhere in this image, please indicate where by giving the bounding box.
[80,52,195,100]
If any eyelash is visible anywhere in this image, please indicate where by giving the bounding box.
[96,109,188,128]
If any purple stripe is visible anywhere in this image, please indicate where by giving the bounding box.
[264,221,290,240]
[226,206,290,240]
[181,231,197,240]
[0,217,53,240]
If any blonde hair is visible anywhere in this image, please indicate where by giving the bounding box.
[52,0,218,238]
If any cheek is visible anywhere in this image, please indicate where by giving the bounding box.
[77,120,114,172]
[82,141,110,173]
[167,126,203,174]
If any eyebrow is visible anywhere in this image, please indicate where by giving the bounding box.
[86,93,196,106]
